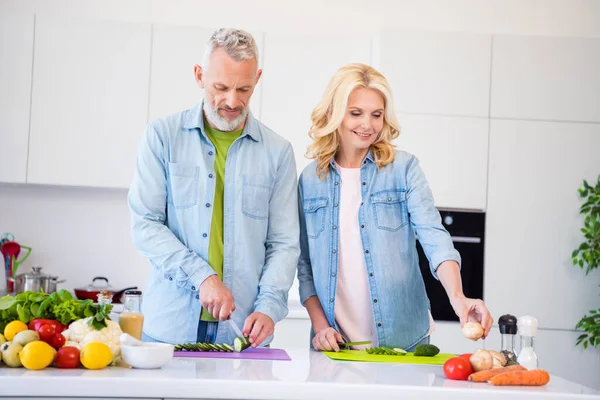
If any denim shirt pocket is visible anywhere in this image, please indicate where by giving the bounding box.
[371,189,408,231]
[167,162,199,209]
[303,197,328,239]
[242,175,271,220]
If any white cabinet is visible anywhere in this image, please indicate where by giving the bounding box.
[491,35,600,122]
[27,15,151,188]
[149,24,264,121]
[379,30,492,117]
[485,119,600,331]
[260,32,371,174]
[0,13,34,183]
[395,114,488,210]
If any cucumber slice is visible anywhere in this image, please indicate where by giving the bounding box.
[234,336,251,352]
[222,343,234,352]
[392,348,407,355]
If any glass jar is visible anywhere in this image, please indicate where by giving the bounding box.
[119,290,144,340]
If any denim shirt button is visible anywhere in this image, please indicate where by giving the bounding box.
[334,203,339,207]
[333,225,337,230]
[330,298,334,302]
[209,173,214,178]
[196,294,199,299]
[168,277,173,281]
[388,197,392,201]
[373,299,378,303]
[206,203,211,208]
[191,286,196,291]
[377,323,382,327]
[208,151,214,156]
[369,273,373,277]
[309,206,314,210]
[202,233,207,238]
[331,273,336,277]
[332,250,337,254]
[335,181,339,185]
[361,224,365,228]
[362,182,366,186]
[365,250,369,254]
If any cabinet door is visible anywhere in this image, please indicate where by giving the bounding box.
[27,15,151,188]
[379,30,492,117]
[0,13,34,183]
[396,114,488,210]
[260,33,371,174]
[491,35,600,122]
[486,119,600,330]
[149,24,264,121]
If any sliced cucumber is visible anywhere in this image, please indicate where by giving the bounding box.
[234,336,251,352]
[392,348,407,355]
[223,343,234,352]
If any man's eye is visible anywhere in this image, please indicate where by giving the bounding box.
[237,88,250,93]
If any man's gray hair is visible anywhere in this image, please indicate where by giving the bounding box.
[202,28,259,69]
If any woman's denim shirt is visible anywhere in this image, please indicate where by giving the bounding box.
[297,150,461,349]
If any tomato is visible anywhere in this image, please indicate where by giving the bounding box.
[443,357,473,381]
[459,353,472,362]
[50,333,66,349]
[29,319,66,334]
[54,346,80,369]
[37,324,56,342]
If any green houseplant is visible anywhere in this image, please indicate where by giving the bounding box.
[571,176,600,349]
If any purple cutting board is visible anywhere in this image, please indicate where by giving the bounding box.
[174,347,291,361]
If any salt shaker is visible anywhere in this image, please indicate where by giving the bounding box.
[517,315,539,370]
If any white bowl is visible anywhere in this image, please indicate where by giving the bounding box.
[121,343,174,369]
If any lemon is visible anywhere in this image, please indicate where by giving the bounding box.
[19,340,56,370]
[0,333,6,345]
[80,342,113,370]
[4,321,28,341]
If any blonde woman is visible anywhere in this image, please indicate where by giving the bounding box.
[297,64,492,352]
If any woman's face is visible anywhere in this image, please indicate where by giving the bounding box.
[338,87,385,153]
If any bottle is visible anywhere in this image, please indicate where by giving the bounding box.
[119,290,144,340]
[498,314,518,363]
[517,315,538,370]
[96,290,120,321]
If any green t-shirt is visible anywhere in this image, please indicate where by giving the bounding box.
[201,122,243,322]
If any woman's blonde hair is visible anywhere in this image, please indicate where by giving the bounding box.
[306,63,400,179]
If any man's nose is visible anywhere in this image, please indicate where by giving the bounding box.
[225,90,241,109]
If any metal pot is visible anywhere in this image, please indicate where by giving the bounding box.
[8,266,66,294]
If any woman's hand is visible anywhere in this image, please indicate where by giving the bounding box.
[450,295,493,339]
[312,327,343,352]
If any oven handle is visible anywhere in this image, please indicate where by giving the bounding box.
[451,236,482,244]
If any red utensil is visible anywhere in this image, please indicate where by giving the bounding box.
[1,241,21,293]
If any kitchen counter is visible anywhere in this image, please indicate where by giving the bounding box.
[0,349,598,400]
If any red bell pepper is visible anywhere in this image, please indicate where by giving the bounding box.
[28,319,67,334]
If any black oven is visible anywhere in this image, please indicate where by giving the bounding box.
[417,209,485,322]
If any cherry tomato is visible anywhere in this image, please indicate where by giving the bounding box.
[37,324,56,342]
[50,333,66,349]
[54,346,81,369]
[443,357,473,381]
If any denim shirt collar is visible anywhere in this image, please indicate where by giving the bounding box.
[328,150,375,170]
[182,102,261,142]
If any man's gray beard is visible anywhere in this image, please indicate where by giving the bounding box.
[203,100,249,132]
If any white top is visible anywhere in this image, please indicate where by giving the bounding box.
[0,350,597,400]
[335,164,378,348]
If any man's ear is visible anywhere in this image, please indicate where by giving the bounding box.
[194,64,205,89]
[255,68,263,86]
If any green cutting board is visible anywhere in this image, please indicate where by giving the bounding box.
[323,350,455,365]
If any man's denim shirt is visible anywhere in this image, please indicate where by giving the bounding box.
[128,103,300,345]
[297,150,461,350]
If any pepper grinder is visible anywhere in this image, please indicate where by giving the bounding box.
[517,315,539,370]
[498,314,518,363]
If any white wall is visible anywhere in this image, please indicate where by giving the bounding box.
[0,0,599,390]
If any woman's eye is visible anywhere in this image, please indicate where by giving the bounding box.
[350,112,361,116]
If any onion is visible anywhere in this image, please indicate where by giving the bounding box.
[462,321,484,341]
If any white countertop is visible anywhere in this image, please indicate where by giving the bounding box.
[0,349,598,399]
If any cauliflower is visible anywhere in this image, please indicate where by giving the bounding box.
[61,317,123,357]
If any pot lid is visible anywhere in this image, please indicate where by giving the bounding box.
[17,266,57,280]
[77,276,114,292]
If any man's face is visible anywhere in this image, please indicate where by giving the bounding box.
[195,47,262,131]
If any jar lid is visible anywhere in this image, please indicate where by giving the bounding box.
[517,315,538,336]
[498,314,518,334]
[124,290,142,296]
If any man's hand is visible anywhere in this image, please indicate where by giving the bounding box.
[449,294,493,339]
[312,327,343,352]
[242,312,274,348]
[199,275,235,320]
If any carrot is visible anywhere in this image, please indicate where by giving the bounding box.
[468,365,527,382]
[488,369,551,386]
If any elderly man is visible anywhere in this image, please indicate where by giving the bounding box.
[128,28,299,348]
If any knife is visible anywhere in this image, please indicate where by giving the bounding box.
[338,341,372,347]
[226,318,245,339]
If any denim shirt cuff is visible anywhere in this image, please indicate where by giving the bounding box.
[299,280,318,305]
[178,263,217,292]
[255,300,287,325]
[431,250,462,280]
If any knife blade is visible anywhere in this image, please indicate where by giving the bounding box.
[226,318,245,338]
[338,341,372,347]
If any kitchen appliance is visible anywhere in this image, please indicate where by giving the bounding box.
[417,209,485,322]
[74,276,137,304]
[8,266,65,293]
